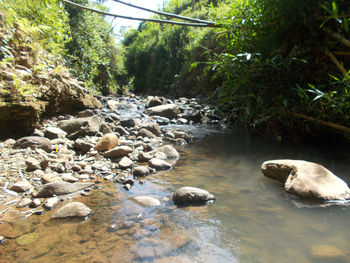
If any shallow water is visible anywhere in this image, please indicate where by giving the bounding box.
[1,126,350,262]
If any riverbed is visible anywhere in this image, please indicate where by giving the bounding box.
[1,125,350,262]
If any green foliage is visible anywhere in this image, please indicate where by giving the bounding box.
[0,0,70,56]
[122,0,350,139]
[64,0,125,95]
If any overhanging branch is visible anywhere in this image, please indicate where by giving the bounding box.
[111,0,216,25]
[59,0,219,27]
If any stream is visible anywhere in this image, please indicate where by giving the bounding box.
[1,124,350,262]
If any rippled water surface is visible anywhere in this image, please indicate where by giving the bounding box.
[1,127,350,262]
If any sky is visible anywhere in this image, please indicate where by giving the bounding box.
[104,0,165,38]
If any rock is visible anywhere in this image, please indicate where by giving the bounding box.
[141,122,162,136]
[14,136,52,153]
[33,182,94,198]
[154,151,167,160]
[77,109,95,118]
[41,173,62,184]
[10,180,32,192]
[152,145,180,159]
[145,104,180,119]
[25,157,41,171]
[44,127,67,139]
[103,146,133,158]
[148,158,172,170]
[114,125,129,136]
[146,96,164,108]
[172,186,216,205]
[261,160,350,200]
[3,138,16,147]
[137,151,153,162]
[94,133,119,152]
[51,202,93,219]
[29,199,41,208]
[152,116,170,125]
[0,102,41,139]
[16,232,40,246]
[57,116,101,138]
[138,128,156,138]
[16,198,32,208]
[119,156,133,169]
[132,196,161,207]
[43,197,59,210]
[73,139,94,153]
[183,109,202,123]
[133,166,149,177]
[177,118,188,124]
[120,118,141,128]
[101,123,113,134]
[62,173,78,183]
[311,244,346,259]
[173,130,188,140]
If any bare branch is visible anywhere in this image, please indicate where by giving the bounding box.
[59,0,219,27]
[111,0,217,25]
[292,112,350,135]
[325,49,350,81]
[322,26,350,48]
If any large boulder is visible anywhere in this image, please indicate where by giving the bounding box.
[172,186,216,205]
[51,202,93,219]
[14,136,52,153]
[261,160,350,200]
[145,104,180,119]
[57,116,102,138]
[94,133,119,152]
[33,182,94,198]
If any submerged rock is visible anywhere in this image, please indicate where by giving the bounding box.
[51,202,93,219]
[172,186,216,205]
[311,244,346,260]
[261,159,350,201]
[16,232,40,246]
[132,196,161,207]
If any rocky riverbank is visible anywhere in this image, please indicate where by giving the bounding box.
[0,94,222,240]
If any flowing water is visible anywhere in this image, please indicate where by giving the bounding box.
[1,126,350,263]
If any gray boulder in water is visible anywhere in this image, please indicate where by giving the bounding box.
[261,159,350,201]
[172,186,216,205]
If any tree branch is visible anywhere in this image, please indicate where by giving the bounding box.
[322,26,350,48]
[325,49,350,81]
[292,112,350,135]
[59,0,219,27]
[111,0,217,25]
